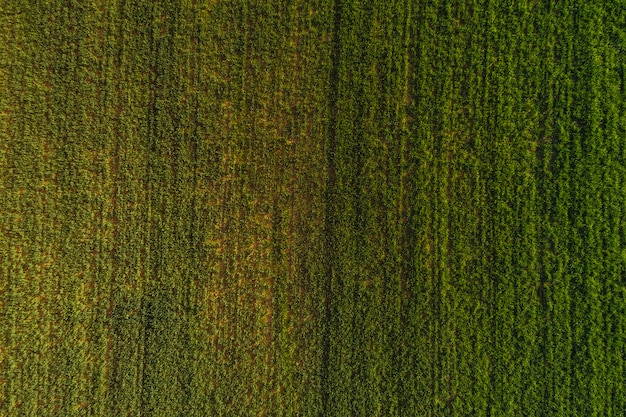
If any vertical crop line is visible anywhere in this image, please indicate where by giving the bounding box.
[320,0,341,415]
[398,0,415,412]
[480,1,496,415]
[104,1,125,411]
[0,9,19,415]
[176,2,200,415]
[139,2,158,414]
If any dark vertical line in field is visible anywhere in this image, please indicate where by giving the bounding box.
[571,4,612,414]
[288,6,300,346]
[54,3,80,412]
[320,0,341,415]
[30,6,55,404]
[544,2,575,414]
[237,6,252,402]
[105,1,125,410]
[605,5,626,413]
[408,1,438,412]
[263,5,280,404]
[216,107,230,367]
[133,2,150,399]
[139,1,157,414]
[476,1,495,415]
[536,2,556,415]
[397,0,413,411]
[181,1,199,415]
[426,4,444,414]
[89,41,108,417]
[350,4,368,411]
[568,1,592,414]
[441,3,462,412]
[36,3,59,409]
[0,9,19,414]
[49,4,68,412]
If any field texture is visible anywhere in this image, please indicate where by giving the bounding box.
[1,0,625,416]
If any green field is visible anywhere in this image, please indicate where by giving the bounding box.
[1,0,625,415]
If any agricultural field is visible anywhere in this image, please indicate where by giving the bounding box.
[0,0,625,416]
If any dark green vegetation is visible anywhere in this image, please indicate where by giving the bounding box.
[1,0,625,415]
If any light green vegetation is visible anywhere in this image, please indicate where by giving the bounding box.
[0,0,624,416]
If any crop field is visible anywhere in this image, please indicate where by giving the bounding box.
[1,0,625,416]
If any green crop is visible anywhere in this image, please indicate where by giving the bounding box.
[0,0,624,416]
